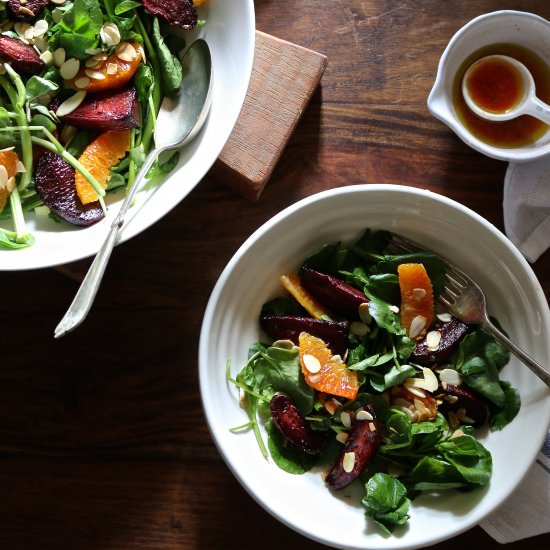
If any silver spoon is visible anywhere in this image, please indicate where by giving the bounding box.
[54,39,213,339]
[462,54,550,124]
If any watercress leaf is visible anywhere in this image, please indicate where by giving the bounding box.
[253,345,314,415]
[25,76,59,101]
[106,172,126,191]
[456,330,506,407]
[349,352,394,372]
[365,290,405,336]
[0,107,15,148]
[67,129,93,158]
[265,420,316,474]
[370,363,416,392]
[261,296,307,317]
[437,434,492,485]
[151,17,183,94]
[114,0,142,15]
[364,273,400,304]
[146,150,180,184]
[134,63,154,106]
[302,243,341,273]
[380,411,412,452]
[490,380,521,430]
[29,113,56,132]
[57,0,103,58]
[248,342,268,359]
[362,473,410,534]
[354,229,393,257]
[407,456,466,491]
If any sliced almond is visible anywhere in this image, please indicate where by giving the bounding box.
[308,373,321,384]
[412,287,427,301]
[74,77,90,89]
[59,57,80,80]
[85,58,102,69]
[350,321,369,337]
[358,302,372,324]
[60,125,77,145]
[340,411,351,428]
[336,432,348,444]
[50,0,67,4]
[342,452,356,473]
[39,50,53,65]
[406,386,426,399]
[331,354,344,365]
[426,330,442,351]
[53,48,66,67]
[0,165,8,188]
[85,69,106,80]
[100,22,121,47]
[421,367,439,392]
[56,91,87,117]
[14,22,32,40]
[106,62,118,75]
[439,368,462,387]
[436,312,452,323]
[409,315,427,339]
[302,354,321,374]
[33,19,48,38]
[272,339,296,350]
[368,422,376,432]
[51,8,63,23]
[85,48,102,56]
[18,7,35,18]
[116,42,137,62]
[15,159,26,173]
[389,305,400,314]
[356,409,373,421]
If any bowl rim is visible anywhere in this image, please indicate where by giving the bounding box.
[199,184,550,549]
[427,9,550,163]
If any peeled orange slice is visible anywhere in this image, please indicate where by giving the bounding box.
[280,273,329,320]
[397,263,434,339]
[298,332,359,400]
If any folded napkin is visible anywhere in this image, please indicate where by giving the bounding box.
[504,158,550,263]
[480,431,550,542]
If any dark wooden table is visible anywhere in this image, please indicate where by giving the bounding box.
[1,1,549,548]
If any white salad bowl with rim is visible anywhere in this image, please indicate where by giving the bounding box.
[0,0,255,270]
[428,10,550,163]
[199,184,550,550]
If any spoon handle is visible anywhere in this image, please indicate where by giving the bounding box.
[54,149,162,339]
[524,96,550,126]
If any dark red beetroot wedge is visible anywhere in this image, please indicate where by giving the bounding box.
[410,317,470,366]
[270,393,321,454]
[300,267,368,318]
[142,0,197,30]
[0,36,44,75]
[57,87,140,131]
[260,315,349,357]
[35,152,104,227]
[438,384,489,428]
[326,406,381,490]
[8,0,49,21]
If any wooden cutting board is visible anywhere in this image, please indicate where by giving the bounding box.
[212,31,328,201]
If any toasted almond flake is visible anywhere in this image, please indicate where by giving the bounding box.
[404,375,424,389]
[368,422,376,432]
[451,429,465,439]
[20,0,27,4]
[85,48,102,55]
[39,50,53,65]
[409,315,427,339]
[368,325,379,340]
[59,57,80,80]
[393,398,412,409]
[443,394,459,404]
[6,176,15,193]
[100,22,121,47]
[56,91,87,117]
[421,367,439,392]
[15,160,26,173]
[324,400,337,415]
[238,387,246,406]
[18,6,35,17]
[413,398,429,413]
[52,48,66,67]
[85,58,102,69]
[350,321,369,337]
[398,406,414,418]
[356,409,373,421]
[358,302,372,324]
[51,8,63,23]
[14,22,32,39]
[0,146,15,153]
[439,368,462,387]
[116,41,137,62]
[340,411,351,428]
[51,0,67,4]
[342,452,356,473]
[407,386,426,399]
[389,305,400,314]
[426,330,442,351]
[33,20,48,37]
[308,373,321,384]
[303,354,321,374]
[412,287,427,301]
[335,432,348,444]
[74,76,90,89]
[0,165,8,188]
[331,354,344,365]
[85,69,106,80]
[437,312,452,323]
[106,62,118,75]
[33,36,48,52]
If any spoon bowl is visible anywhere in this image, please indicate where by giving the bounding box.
[462,54,550,124]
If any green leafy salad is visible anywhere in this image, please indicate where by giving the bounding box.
[228,229,520,535]
[0,0,202,249]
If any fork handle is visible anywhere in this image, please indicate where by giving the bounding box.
[482,318,550,388]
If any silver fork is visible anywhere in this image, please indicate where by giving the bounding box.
[390,234,550,388]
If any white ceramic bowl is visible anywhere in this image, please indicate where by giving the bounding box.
[428,10,550,163]
[0,0,255,270]
[199,184,550,550]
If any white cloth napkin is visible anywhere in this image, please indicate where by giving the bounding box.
[504,158,550,263]
[480,431,550,542]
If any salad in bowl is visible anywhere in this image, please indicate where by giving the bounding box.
[228,228,520,535]
[0,0,205,250]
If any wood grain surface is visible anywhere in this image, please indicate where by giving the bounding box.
[1,1,550,548]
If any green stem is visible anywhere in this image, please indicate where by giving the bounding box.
[8,187,29,242]
[127,127,136,189]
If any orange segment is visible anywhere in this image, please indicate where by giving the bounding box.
[298,332,359,400]
[0,150,19,177]
[0,149,19,212]
[75,131,131,204]
[398,263,434,339]
[67,42,143,93]
[280,273,329,320]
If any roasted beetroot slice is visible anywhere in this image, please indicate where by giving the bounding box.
[35,152,104,227]
[300,267,368,318]
[438,384,489,427]
[8,0,49,21]
[0,36,44,75]
[326,408,381,490]
[410,317,470,366]
[260,315,349,357]
[57,87,140,131]
[270,393,321,454]
[142,0,198,30]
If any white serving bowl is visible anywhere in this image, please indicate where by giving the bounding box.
[428,10,550,162]
[199,184,550,550]
[0,0,255,270]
